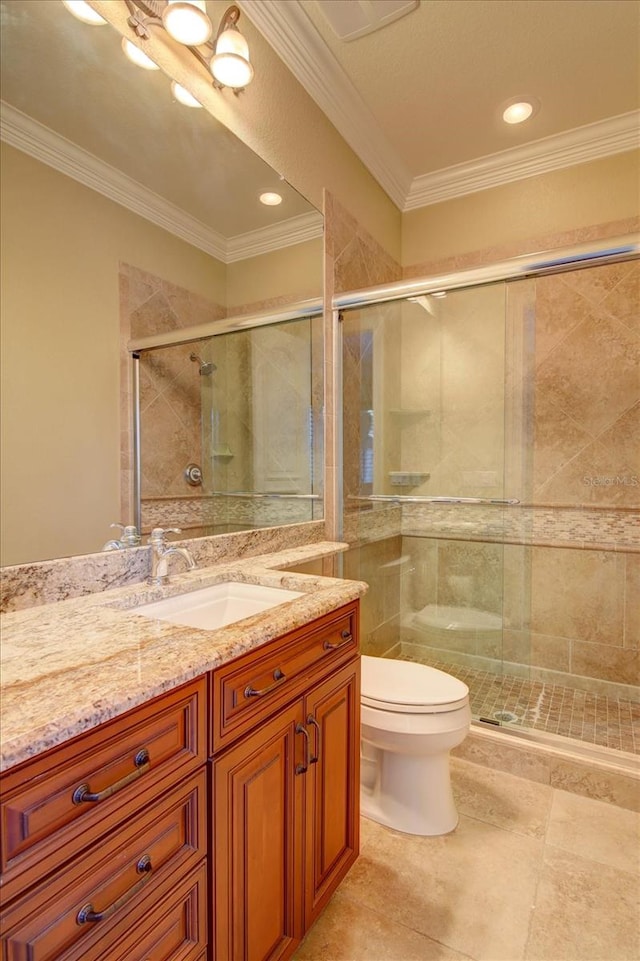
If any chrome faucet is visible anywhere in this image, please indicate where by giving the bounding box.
[102,523,141,551]
[148,527,197,585]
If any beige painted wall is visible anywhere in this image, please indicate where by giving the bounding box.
[226,237,323,311]
[1,143,227,565]
[402,151,640,268]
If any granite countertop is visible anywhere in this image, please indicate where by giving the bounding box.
[0,542,367,772]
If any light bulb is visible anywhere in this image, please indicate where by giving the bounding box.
[211,26,253,89]
[121,38,160,71]
[162,1,212,46]
[171,81,203,108]
[61,1,106,25]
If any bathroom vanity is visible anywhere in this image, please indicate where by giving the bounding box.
[0,547,365,960]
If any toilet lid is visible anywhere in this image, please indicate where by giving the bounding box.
[361,655,469,712]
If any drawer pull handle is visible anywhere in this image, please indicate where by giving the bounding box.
[77,855,152,924]
[295,723,310,775]
[72,748,150,805]
[244,668,286,699]
[307,715,321,764]
[323,629,353,651]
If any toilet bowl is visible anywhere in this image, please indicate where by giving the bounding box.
[360,655,470,836]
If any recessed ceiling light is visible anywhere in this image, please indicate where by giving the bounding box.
[171,81,203,108]
[502,99,537,125]
[259,192,283,206]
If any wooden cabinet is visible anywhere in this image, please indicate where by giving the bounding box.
[0,600,360,961]
[0,677,208,961]
[211,602,360,961]
[302,661,360,929]
[213,702,304,961]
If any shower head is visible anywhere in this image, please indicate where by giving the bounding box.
[190,352,216,376]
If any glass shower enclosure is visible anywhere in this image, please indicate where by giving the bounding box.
[340,280,535,729]
[339,247,639,756]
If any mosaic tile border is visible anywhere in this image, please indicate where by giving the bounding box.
[345,503,639,551]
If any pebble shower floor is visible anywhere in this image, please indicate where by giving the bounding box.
[398,652,639,754]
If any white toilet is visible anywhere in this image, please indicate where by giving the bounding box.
[360,655,471,836]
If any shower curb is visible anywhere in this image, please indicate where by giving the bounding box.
[452,723,639,813]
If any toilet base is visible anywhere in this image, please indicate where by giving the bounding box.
[360,747,459,836]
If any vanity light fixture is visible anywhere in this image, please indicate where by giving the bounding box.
[123,1,253,92]
[162,0,212,46]
[61,0,107,25]
[122,36,160,70]
[210,4,254,90]
[171,80,203,107]
[62,2,254,95]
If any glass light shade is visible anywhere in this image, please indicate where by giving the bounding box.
[162,1,212,46]
[171,81,203,108]
[61,1,106,25]
[121,38,160,70]
[503,101,534,124]
[211,28,253,88]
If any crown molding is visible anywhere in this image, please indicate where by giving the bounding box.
[0,102,320,263]
[404,111,640,210]
[226,212,323,262]
[238,0,412,208]
[0,102,228,261]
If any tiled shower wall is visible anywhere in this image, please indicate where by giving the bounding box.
[523,259,639,694]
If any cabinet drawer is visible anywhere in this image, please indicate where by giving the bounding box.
[211,602,359,753]
[0,676,206,903]
[1,770,206,961]
[74,862,208,961]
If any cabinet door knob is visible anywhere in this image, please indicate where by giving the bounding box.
[295,723,310,775]
[243,668,286,699]
[323,629,353,651]
[72,748,150,805]
[77,855,152,923]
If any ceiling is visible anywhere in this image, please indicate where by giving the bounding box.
[240,0,640,209]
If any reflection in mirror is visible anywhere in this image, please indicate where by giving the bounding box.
[136,315,324,537]
[0,0,323,566]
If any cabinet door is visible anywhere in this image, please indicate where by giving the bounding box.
[303,659,360,928]
[213,702,305,961]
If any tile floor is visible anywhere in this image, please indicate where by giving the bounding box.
[398,652,639,754]
[293,759,640,961]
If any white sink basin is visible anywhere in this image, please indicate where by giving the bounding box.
[134,581,304,630]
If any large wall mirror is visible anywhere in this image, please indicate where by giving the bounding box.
[0,0,324,567]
